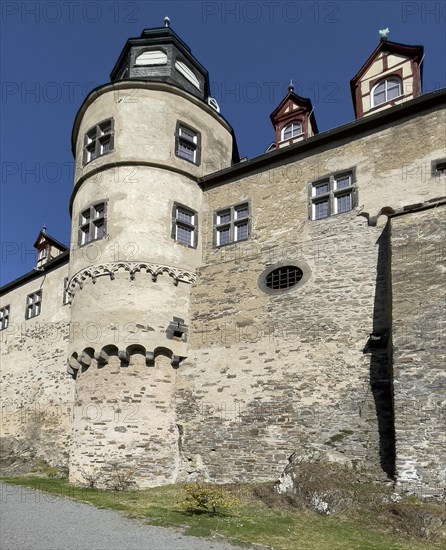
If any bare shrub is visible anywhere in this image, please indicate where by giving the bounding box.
[253,484,302,510]
[276,461,356,515]
[79,467,101,489]
[380,503,446,541]
[104,462,136,491]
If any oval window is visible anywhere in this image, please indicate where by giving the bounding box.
[258,261,310,294]
[266,265,303,290]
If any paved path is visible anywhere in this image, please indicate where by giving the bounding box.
[0,482,257,550]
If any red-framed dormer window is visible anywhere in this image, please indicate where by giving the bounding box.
[281,121,302,141]
[371,76,402,108]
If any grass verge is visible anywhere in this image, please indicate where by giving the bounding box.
[0,476,444,550]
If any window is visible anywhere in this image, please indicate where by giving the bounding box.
[63,278,70,305]
[371,77,402,107]
[0,305,10,330]
[258,261,310,295]
[166,316,188,342]
[78,201,107,246]
[25,291,42,320]
[174,60,201,90]
[432,158,446,176]
[172,203,198,248]
[266,266,303,290]
[175,122,201,165]
[83,118,114,165]
[37,248,47,261]
[135,50,167,66]
[309,171,356,220]
[214,202,250,246]
[281,121,302,141]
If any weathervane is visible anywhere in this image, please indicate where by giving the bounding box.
[379,28,390,40]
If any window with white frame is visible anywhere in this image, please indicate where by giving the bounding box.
[83,118,114,165]
[37,248,47,261]
[172,203,198,248]
[371,77,402,107]
[214,202,250,246]
[63,277,70,305]
[25,291,42,320]
[175,122,200,165]
[0,305,10,330]
[281,121,302,141]
[78,201,107,246]
[432,158,446,176]
[309,172,356,221]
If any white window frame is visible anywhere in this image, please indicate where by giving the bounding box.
[309,172,356,221]
[175,122,201,165]
[371,77,403,108]
[83,118,114,165]
[25,291,42,320]
[135,50,168,66]
[432,158,446,176]
[37,248,47,260]
[281,121,302,141]
[174,60,201,90]
[63,277,70,305]
[172,203,198,248]
[78,200,107,247]
[214,202,250,247]
[0,305,10,330]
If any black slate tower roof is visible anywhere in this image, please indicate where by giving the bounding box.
[110,25,210,101]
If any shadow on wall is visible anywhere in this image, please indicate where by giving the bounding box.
[364,220,396,479]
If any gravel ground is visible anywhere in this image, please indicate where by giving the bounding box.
[0,482,257,550]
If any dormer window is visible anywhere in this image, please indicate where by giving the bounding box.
[33,229,67,268]
[135,50,167,66]
[37,248,47,261]
[175,60,201,90]
[350,40,422,119]
[371,77,402,107]
[281,121,302,141]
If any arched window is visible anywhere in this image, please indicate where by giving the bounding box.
[371,77,402,107]
[281,121,302,141]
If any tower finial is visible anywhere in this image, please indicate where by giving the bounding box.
[164,16,170,28]
[42,224,47,234]
[379,28,390,40]
[288,79,294,93]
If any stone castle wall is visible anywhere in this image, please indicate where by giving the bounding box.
[175,107,445,484]
[0,263,74,468]
[69,352,181,487]
[391,206,446,497]
[0,87,444,494]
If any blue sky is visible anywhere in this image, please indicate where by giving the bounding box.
[1,0,445,285]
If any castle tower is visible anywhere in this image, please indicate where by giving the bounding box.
[66,22,238,487]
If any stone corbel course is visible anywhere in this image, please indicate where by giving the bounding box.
[66,261,197,301]
[67,345,185,378]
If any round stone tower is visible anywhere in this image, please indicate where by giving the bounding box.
[66,22,237,487]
